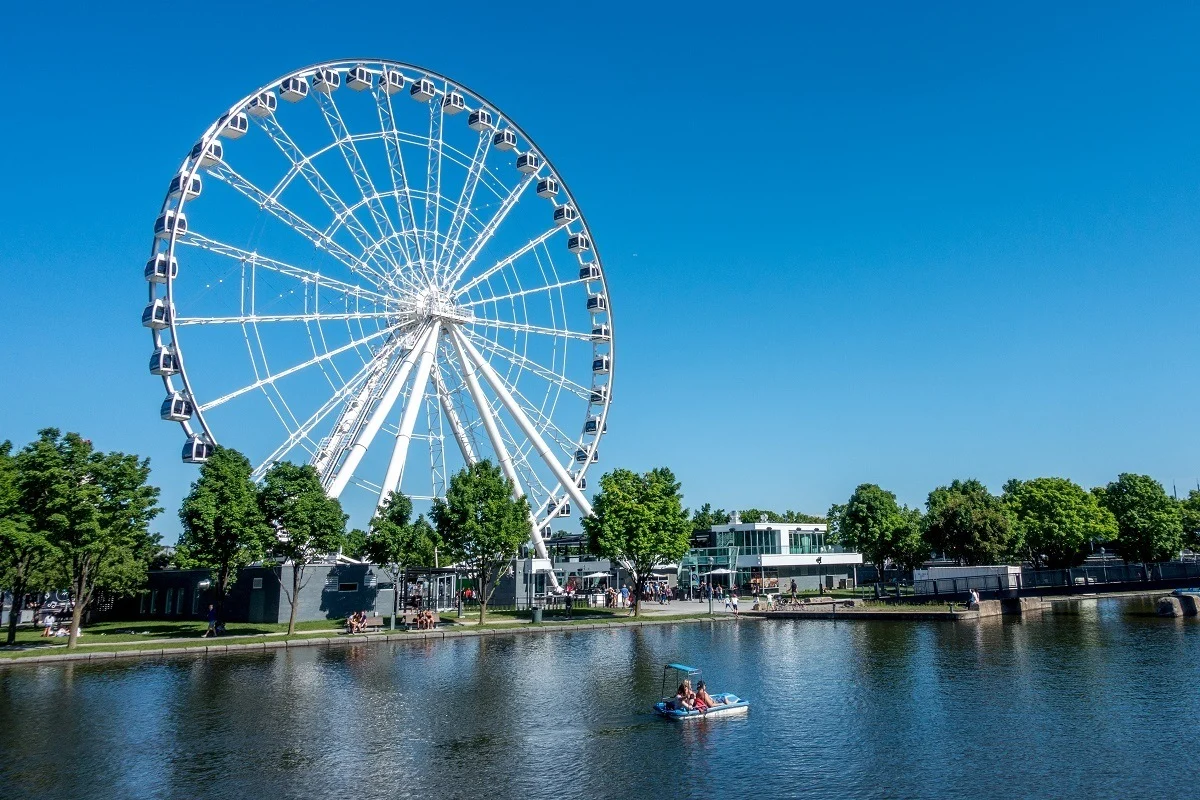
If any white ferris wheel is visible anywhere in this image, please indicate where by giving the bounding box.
[142,59,613,572]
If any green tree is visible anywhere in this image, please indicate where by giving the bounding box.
[431,461,529,624]
[177,446,270,625]
[582,467,692,618]
[1094,474,1182,568]
[1180,489,1200,553]
[923,479,1019,566]
[343,527,369,560]
[0,440,56,645]
[827,484,924,576]
[1003,477,1117,568]
[364,492,440,629]
[258,462,347,635]
[691,503,728,532]
[15,430,162,649]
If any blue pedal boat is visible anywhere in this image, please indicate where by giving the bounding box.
[653,663,749,720]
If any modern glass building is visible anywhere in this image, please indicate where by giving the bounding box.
[681,521,863,593]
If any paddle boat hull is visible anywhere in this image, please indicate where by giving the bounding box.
[653,693,749,720]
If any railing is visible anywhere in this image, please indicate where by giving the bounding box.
[915,561,1200,597]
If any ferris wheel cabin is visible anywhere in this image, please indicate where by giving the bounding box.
[442,91,466,114]
[553,204,578,226]
[141,299,171,330]
[167,173,202,202]
[380,69,405,94]
[145,253,178,284]
[492,129,517,151]
[516,152,542,173]
[154,210,187,239]
[220,112,249,139]
[568,233,591,254]
[468,109,493,131]
[579,264,602,281]
[347,65,372,90]
[191,140,223,168]
[247,90,277,117]
[592,356,611,374]
[536,177,559,198]
[160,392,194,422]
[148,346,179,376]
[586,293,608,313]
[575,448,599,463]
[590,386,609,404]
[590,324,611,341]
[312,68,340,93]
[280,76,309,102]
[584,416,607,435]
[182,435,212,464]
[410,78,436,102]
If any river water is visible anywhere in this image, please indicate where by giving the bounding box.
[2,596,1197,799]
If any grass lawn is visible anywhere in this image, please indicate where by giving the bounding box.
[2,618,346,650]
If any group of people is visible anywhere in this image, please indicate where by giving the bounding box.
[670,679,728,714]
[412,608,437,629]
[346,610,372,633]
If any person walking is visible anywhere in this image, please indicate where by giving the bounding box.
[205,604,217,637]
[730,590,739,617]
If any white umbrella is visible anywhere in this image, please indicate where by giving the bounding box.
[707,568,734,575]
[582,571,610,579]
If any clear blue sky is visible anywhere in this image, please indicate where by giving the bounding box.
[1,1,1198,541]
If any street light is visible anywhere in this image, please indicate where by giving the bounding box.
[707,556,714,616]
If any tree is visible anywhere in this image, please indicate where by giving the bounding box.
[923,479,1019,566]
[0,440,56,646]
[691,503,728,532]
[431,461,529,624]
[582,467,692,617]
[1003,477,1117,568]
[1180,489,1200,553]
[343,527,369,561]
[14,430,162,649]
[364,492,440,629]
[827,484,923,577]
[1095,474,1182,568]
[177,446,270,625]
[258,462,347,635]
[736,508,828,525]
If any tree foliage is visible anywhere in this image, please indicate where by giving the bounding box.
[1180,489,1200,553]
[177,446,270,621]
[582,467,692,617]
[13,430,161,648]
[259,461,347,634]
[690,503,728,532]
[1095,474,1182,566]
[431,461,529,624]
[738,508,827,524]
[0,440,56,646]
[365,492,440,628]
[924,479,1019,566]
[827,484,925,575]
[1003,477,1117,568]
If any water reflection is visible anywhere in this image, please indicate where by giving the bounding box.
[2,602,1198,799]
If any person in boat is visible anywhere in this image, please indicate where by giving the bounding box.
[694,680,727,712]
[673,680,696,711]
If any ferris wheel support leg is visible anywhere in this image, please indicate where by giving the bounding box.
[327,323,437,498]
[433,365,478,466]
[450,327,560,592]
[451,327,594,517]
[378,326,440,507]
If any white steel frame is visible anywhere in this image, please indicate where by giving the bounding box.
[144,59,613,555]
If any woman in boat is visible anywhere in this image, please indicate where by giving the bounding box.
[694,680,727,711]
[674,680,696,711]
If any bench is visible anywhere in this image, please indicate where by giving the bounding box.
[346,615,386,633]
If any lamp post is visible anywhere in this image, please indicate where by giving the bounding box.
[707,556,714,616]
[816,556,823,595]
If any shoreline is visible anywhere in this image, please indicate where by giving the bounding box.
[0,614,743,669]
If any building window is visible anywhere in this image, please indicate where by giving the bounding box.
[252,577,263,589]
[191,588,199,615]
[139,592,147,615]
[165,588,173,615]
[150,590,158,614]
[338,582,359,592]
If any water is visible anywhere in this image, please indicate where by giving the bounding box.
[2,596,1197,799]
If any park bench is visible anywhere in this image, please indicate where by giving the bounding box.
[345,615,386,633]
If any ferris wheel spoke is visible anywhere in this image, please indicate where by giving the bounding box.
[424,94,448,284]
[206,163,394,290]
[454,225,563,298]
[466,317,591,342]
[451,326,592,516]
[432,361,477,465]
[378,325,439,504]
[177,231,396,306]
[462,329,590,400]
[311,89,409,268]
[459,277,578,310]
[372,83,427,270]
[439,129,491,277]
[253,113,399,276]
[250,343,396,480]
[442,174,535,290]
[176,309,405,326]
[198,321,403,412]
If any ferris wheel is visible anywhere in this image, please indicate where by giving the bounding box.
[142,59,613,570]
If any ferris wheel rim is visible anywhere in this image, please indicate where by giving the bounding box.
[146,57,614,520]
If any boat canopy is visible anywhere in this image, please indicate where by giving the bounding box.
[666,663,699,674]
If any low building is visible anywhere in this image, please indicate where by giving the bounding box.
[681,519,863,593]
